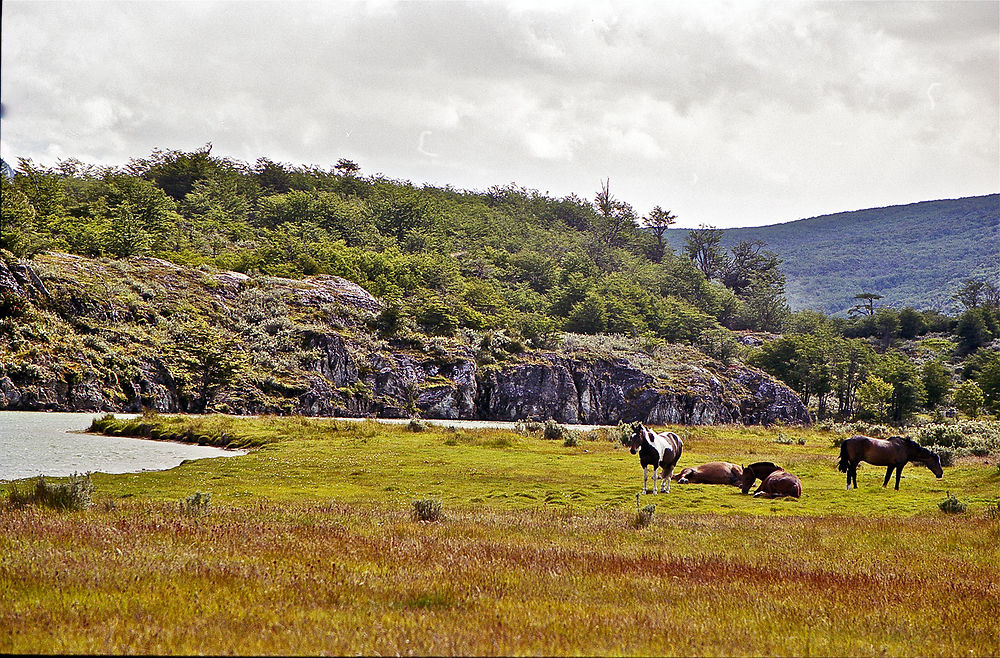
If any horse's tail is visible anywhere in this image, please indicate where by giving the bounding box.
[838,441,850,473]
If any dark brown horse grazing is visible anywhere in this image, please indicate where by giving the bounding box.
[673,462,743,486]
[740,462,802,498]
[838,435,943,490]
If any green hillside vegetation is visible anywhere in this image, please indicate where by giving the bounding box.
[665,195,1000,315]
[2,147,999,425]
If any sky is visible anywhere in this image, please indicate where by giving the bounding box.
[1,0,997,228]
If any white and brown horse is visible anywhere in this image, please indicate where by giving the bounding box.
[626,423,683,494]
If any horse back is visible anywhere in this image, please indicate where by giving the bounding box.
[846,435,904,466]
[655,431,683,468]
[762,470,801,498]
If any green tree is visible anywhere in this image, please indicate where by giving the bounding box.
[849,292,882,318]
[897,307,927,339]
[721,240,782,297]
[593,179,639,249]
[641,206,676,263]
[876,351,926,423]
[920,361,951,410]
[856,375,893,422]
[953,381,985,418]
[952,278,987,311]
[873,307,900,352]
[683,225,725,280]
[565,290,608,334]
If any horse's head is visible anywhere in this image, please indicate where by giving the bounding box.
[924,452,944,478]
[626,422,645,454]
[739,468,756,494]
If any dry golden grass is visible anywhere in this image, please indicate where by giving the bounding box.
[2,417,998,655]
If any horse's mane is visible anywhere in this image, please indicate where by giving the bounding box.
[893,435,933,457]
[747,461,778,470]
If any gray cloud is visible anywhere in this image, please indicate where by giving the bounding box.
[1,0,996,227]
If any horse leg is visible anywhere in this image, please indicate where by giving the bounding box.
[642,465,649,494]
[846,465,853,490]
[851,463,859,489]
[882,466,893,488]
[661,464,674,493]
[894,465,903,491]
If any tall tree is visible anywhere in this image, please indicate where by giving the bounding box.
[593,179,638,249]
[849,292,882,317]
[683,225,724,280]
[642,206,676,263]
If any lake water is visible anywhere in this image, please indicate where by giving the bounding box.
[0,411,246,482]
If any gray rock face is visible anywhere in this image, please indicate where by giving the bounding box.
[0,255,811,426]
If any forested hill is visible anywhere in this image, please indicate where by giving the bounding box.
[665,195,1000,315]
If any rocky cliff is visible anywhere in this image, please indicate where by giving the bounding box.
[0,252,809,425]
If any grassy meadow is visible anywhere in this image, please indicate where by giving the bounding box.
[2,416,998,655]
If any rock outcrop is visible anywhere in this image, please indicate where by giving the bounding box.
[0,253,810,426]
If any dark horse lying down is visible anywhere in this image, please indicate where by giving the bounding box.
[626,422,683,494]
[838,435,943,490]
[740,462,801,498]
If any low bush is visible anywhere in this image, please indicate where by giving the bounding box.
[929,446,955,467]
[938,492,966,514]
[634,494,655,528]
[407,419,428,432]
[179,491,211,517]
[543,419,565,440]
[7,473,94,511]
[411,498,443,522]
[563,433,579,448]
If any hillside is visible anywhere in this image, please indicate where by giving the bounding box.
[665,195,1000,315]
[0,251,809,425]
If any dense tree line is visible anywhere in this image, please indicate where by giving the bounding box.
[1,147,997,423]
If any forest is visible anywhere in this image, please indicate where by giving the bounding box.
[1,145,998,424]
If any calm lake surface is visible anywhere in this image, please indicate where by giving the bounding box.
[0,411,245,482]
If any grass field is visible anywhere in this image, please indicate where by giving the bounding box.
[2,416,998,655]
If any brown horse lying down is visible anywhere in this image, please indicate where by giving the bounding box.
[740,461,802,498]
[672,462,743,486]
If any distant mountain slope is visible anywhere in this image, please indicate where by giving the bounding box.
[665,195,999,315]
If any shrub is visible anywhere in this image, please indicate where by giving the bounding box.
[525,421,545,433]
[938,492,966,514]
[179,491,211,517]
[407,419,428,432]
[543,419,565,441]
[8,473,94,511]
[634,493,655,528]
[563,433,579,447]
[773,434,793,445]
[411,498,443,522]
[929,446,955,467]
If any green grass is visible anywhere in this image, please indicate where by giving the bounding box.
[2,416,998,655]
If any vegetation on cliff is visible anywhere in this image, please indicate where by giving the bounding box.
[1,147,997,424]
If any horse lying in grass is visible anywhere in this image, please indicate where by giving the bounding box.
[626,422,683,494]
[740,461,801,498]
[672,462,743,486]
[838,435,943,490]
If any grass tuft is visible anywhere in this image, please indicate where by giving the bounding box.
[411,498,443,522]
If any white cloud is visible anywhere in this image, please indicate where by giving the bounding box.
[1,0,996,227]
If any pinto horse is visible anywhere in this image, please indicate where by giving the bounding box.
[838,435,943,490]
[740,461,801,498]
[626,423,683,494]
[673,462,743,486]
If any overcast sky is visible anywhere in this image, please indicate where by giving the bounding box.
[2,1,997,228]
